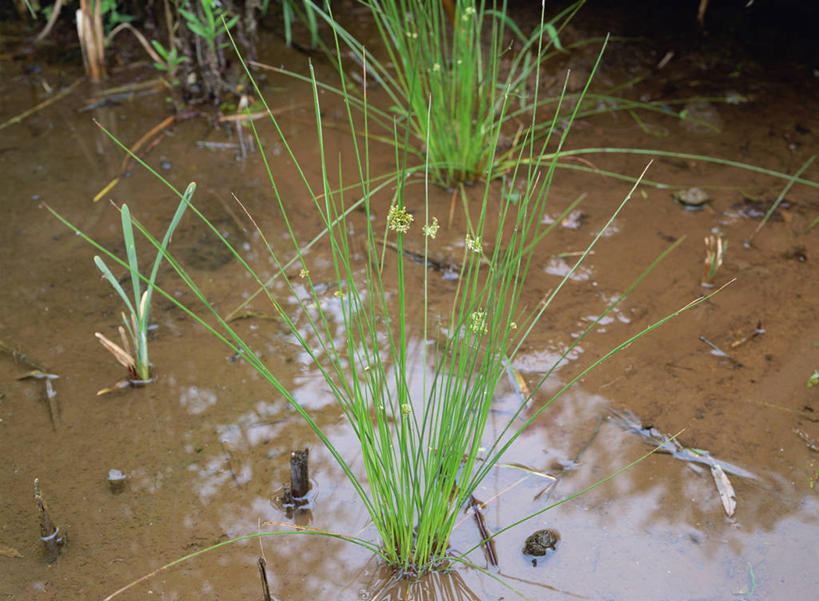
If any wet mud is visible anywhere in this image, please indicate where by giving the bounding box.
[1,4,817,601]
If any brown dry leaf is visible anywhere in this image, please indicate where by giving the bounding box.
[0,543,23,558]
[710,462,737,517]
[507,365,530,398]
[95,332,136,371]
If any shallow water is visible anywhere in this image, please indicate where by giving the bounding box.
[1,6,818,601]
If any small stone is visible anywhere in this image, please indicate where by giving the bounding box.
[160,160,172,171]
[523,529,560,556]
[108,469,127,494]
[672,187,710,210]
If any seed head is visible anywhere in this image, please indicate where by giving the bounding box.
[388,205,414,234]
[423,217,439,239]
[465,234,482,253]
[470,311,488,334]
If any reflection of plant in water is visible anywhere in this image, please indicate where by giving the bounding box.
[279,0,320,49]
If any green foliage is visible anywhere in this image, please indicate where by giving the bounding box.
[178,0,239,50]
[70,26,713,575]
[303,0,588,186]
[48,186,193,383]
[97,0,136,31]
[150,39,187,75]
[279,0,320,48]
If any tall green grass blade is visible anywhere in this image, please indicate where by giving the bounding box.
[747,154,815,243]
[143,182,197,321]
[120,204,142,314]
[93,256,137,318]
[553,147,819,190]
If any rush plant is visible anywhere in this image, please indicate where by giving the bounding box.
[68,27,722,587]
[316,0,584,186]
[48,186,193,388]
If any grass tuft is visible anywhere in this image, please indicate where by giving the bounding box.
[47,185,193,388]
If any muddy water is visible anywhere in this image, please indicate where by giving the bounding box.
[1,10,818,601]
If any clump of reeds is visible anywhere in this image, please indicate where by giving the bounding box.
[77,32,703,577]
[308,0,584,186]
[56,7,764,590]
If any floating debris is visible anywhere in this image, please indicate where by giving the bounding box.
[699,335,743,368]
[607,408,756,517]
[44,379,59,431]
[709,462,737,517]
[16,370,59,381]
[560,209,587,230]
[108,469,127,494]
[794,428,818,452]
[729,321,765,349]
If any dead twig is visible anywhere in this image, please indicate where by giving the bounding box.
[258,557,272,601]
[93,114,176,202]
[729,321,765,349]
[0,78,83,132]
[794,428,818,452]
[699,334,743,368]
[34,0,64,42]
[744,399,818,422]
[468,495,497,567]
[34,479,65,563]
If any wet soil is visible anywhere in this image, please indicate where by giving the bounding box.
[1,4,817,601]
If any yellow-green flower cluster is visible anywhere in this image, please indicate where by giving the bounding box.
[423,217,439,239]
[387,205,414,234]
[470,310,488,334]
[465,233,482,253]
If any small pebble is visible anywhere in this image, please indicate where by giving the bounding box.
[160,160,172,171]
